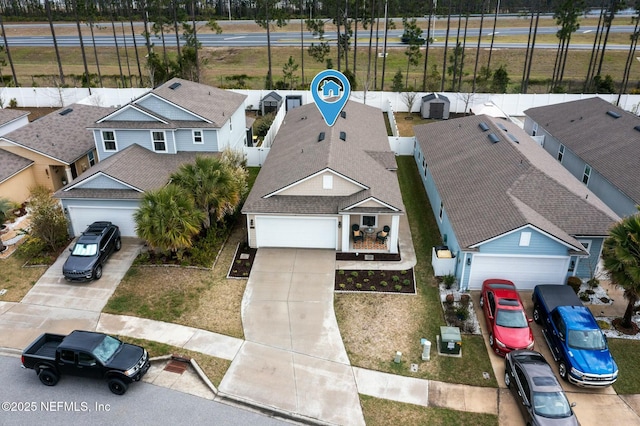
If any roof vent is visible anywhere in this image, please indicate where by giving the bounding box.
[339,131,346,141]
[318,132,325,142]
[606,110,621,119]
[488,133,500,143]
[59,108,73,116]
[634,125,640,132]
[169,82,182,90]
[497,123,508,132]
[340,110,347,119]
[478,122,490,131]
[507,133,519,144]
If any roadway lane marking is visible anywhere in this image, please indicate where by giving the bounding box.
[224,36,246,40]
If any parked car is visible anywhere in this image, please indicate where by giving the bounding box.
[400,31,426,45]
[62,221,121,282]
[505,350,580,425]
[480,279,534,357]
[532,284,618,387]
[22,330,150,395]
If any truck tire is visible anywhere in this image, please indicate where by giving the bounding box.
[93,264,103,280]
[39,369,59,386]
[108,378,128,395]
[532,306,542,324]
[558,362,568,381]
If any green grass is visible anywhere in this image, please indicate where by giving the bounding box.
[360,394,498,426]
[609,338,640,394]
[395,156,498,388]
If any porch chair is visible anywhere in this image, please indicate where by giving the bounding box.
[376,225,390,244]
[352,224,364,244]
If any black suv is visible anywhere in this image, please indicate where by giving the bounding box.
[63,222,121,282]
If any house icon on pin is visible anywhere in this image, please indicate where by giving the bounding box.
[321,80,341,98]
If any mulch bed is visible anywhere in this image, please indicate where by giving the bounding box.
[228,242,257,278]
[335,252,401,261]
[612,318,640,335]
[335,269,415,294]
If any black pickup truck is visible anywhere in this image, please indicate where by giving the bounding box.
[21,330,150,395]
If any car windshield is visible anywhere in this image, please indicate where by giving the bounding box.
[567,329,606,350]
[92,335,122,363]
[71,243,98,257]
[495,308,528,328]
[532,391,572,418]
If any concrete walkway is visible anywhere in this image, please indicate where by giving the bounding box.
[219,248,365,426]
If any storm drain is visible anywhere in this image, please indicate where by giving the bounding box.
[163,355,191,375]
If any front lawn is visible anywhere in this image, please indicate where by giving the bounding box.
[0,255,47,302]
[609,338,640,395]
[335,157,498,388]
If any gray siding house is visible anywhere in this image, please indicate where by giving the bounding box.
[56,78,248,237]
[414,114,619,291]
[524,97,640,217]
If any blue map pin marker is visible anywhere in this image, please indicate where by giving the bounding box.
[310,70,351,127]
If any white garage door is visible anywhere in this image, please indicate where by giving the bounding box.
[68,206,138,237]
[255,216,337,249]
[468,255,570,290]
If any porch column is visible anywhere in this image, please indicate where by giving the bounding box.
[64,166,73,184]
[341,214,351,252]
[389,215,400,254]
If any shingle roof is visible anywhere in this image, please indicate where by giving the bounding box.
[0,149,33,183]
[0,108,29,127]
[55,144,218,200]
[422,93,449,103]
[524,97,640,204]
[243,101,405,215]
[1,104,113,164]
[414,115,619,251]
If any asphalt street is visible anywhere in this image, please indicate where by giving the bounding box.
[0,355,290,426]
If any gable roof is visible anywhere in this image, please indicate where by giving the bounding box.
[422,93,449,103]
[524,96,640,204]
[243,101,404,215]
[0,149,33,184]
[261,91,282,102]
[0,104,113,164]
[55,144,217,200]
[0,108,29,127]
[414,114,619,252]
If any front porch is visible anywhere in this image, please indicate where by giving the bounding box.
[340,212,402,255]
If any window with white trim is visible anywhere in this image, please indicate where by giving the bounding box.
[152,131,167,152]
[579,239,592,254]
[87,150,95,166]
[362,215,377,227]
[102,131,116,151]
[519,232,531,247]
[192,130,203,144]
[582,164,591,185]
[439,202,444,222]
[532,122,538,136]
[557,144,565,162]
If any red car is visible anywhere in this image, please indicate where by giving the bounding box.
[480,279,534,357]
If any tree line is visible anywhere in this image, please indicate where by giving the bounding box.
[1,0,640,96]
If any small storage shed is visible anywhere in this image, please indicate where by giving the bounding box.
[260,91,283,115]
[420,93,450,120]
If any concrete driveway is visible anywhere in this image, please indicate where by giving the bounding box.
[0,237,142,349]
[219,248,365,426]
[472,290,640,425]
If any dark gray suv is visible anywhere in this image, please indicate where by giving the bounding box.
[63,222,121,282]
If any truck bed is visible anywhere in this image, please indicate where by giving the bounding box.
[535,284,582,312]
[22,333,65,360]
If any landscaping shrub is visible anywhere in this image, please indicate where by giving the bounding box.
[443,274,456,289]
[567,276,582,293]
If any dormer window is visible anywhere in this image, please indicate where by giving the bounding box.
[102,131,117,151]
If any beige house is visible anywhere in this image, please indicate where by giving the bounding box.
[0,109,33,202]
[242,101,405,253]
[0,104,112,196]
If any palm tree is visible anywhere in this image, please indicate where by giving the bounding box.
[602,209,640,330]
[45,0,64,85]
[171,155,246,229]
[134,184,204,257]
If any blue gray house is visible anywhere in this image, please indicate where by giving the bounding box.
[524,97,640,218]
[56,78,247,237]
[414,114,619,291]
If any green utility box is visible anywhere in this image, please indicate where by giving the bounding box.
[439,326,462,355]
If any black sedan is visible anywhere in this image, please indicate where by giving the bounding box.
[505,350,580,425]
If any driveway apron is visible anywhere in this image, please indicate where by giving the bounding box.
[0,238,142,349]
[219,248,365,426]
